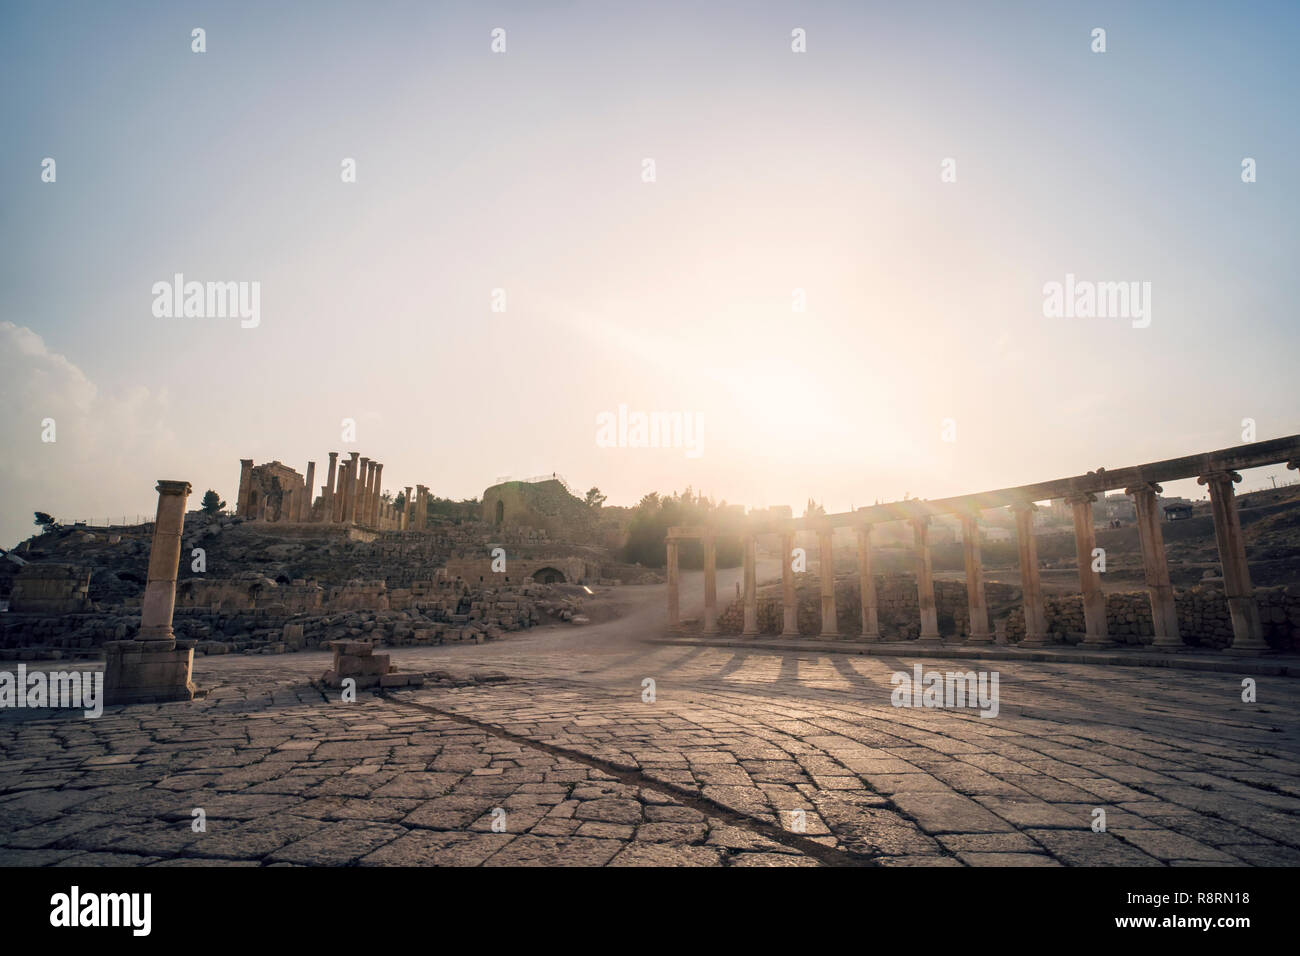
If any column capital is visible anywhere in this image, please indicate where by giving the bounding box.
[156,480,192,497]
[1124,481,1163,497]
[1063,491,1097,506]
[1009,498,1039,514]
[1197,470,1242,487]
[240,458,253,467]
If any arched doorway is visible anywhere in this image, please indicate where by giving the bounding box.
[531,566,566,585]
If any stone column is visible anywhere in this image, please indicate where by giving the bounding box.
[344,453,361,523]
[403,486,413,530]
[742,535,758,636]
[334,458,349,522]
[702,535,718,634]
[960,511,990,644]
[359,458,372,525]
[105,479,198,703]
[1198,470,1267,652]
[372,463,384,528]
[324,452,338,523]
[301,461,316,522]
[1128,482,1181,649]
[856,524,880,642]
[1012,501,1050,646]
[666,539,680,629]
[140,480,191,644]
[781,530,798,636]
[818,527,837,637]
[912,516,941,643]
[1067,492,1112,647]
[283,487,297,523]
[236,459,254,517]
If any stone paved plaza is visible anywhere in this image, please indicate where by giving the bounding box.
[3,586,1298,867]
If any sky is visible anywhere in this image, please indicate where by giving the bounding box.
[2,0,1298,547]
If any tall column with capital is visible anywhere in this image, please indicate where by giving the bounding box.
[1199,470,1267,652]
[301,461,316,522]
[666,538,680,629]
[912,515,941,642]
[960,511,991,643]
[742,535,758,636]
[105,479,199,704]
[403,486,413,530]
[1128,482,1181,648]
[1067,492,1112,646]
[818,527,837,637]
[1012,500,1050,646]
[856,524,880,641]
[236,459,254,516]
[781,530,798,636]
[140,480,191,644]
[344,453,361,523]
[702,535,718,634]
[372,463,384,528]
[323,452,338,523]
[359,457,373,524]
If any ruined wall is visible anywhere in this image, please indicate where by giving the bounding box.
[9,564,91,613]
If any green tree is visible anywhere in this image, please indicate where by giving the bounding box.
[585,487,607,509]
[200,490,226,516]
[33,511,58,533]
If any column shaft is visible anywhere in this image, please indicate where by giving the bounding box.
[139,480,192,645]
[702,536,718,634]
[961,513,991,643]
[1013,502,1050,646]
[913,516,941,642]
[742,535,758,636]
[666,539,680,629]
[818,528,837,637]
[857,525,880,641]
[1199,471,1267,651]
[1129,483,1181,648]
[1068,492,1112,646]
[781,531,798,636]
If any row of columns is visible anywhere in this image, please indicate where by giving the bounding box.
[667,470,1272,653]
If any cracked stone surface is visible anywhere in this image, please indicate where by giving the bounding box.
[2,605,1298,867]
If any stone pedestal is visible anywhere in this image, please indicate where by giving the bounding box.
[105,639,198,704]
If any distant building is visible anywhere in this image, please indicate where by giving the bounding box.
[1163,502,1194,521]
